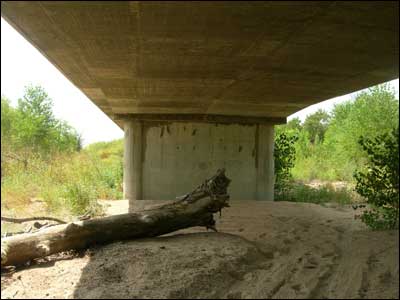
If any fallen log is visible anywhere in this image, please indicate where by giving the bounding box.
[1,169,231,267]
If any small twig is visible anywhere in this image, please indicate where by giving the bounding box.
[206,225,218,232]
[1,216,66,224]
[1,265,16,275]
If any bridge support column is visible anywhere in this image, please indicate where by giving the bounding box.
[123,119,143,206]
[256,124,275,201]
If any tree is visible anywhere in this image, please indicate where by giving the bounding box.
[286,117,303,132]
[303,109,330,144]
[324,84,399,179]
[15,85,57,154]
[1,97,17,177]
[1,96,16,150]
[12,85,81,156]
[1,86,83,183]
[275,117,302,136]
[354,127,399,230]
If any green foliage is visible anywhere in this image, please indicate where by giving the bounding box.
[84,139,124,199]
[1,96,16,144]
[60,182,97,216]
[275,83,398,206]
[1,150,121,216]
[290,84,399,182]
[324,84,399,178]
[274,131,298,200]
[1,86,122,218]
[2,86,81,157]
[286,117,303,132]
[303,109,330,144]
[354,127,399,230]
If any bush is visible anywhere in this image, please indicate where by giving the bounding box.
[275,182,353,205]
[274,132,298,200]
[354,127,399,230]
[60,182,98,215]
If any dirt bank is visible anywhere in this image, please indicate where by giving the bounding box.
[1,201,398,299]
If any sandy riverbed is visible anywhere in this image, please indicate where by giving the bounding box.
[1,200,398,299]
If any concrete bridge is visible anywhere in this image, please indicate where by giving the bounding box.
[2,1,398,208]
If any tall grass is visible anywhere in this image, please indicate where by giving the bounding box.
[1,141,123,217]
[275,181,361,205]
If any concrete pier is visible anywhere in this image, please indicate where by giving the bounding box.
[123,120,143,205]
[123,120,276,205]
[256,125,275,201]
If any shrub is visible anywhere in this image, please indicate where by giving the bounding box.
[275,182,353,205]
[60,182,98,215]
[354,127,399,230]
[274,132,298,200]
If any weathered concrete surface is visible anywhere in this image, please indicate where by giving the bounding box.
[256,125,275,201]
[123,120,142,203]
[1,2,398,127]
[140,122,272,201]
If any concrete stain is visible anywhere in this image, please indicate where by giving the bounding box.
[142,121,172,164]
[140,121,272,200]
[254,124,259,169]
[160,126,164,137]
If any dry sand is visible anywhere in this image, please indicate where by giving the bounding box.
[1,200,399,299]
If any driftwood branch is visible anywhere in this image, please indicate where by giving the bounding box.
[1,169,231,267]
[1,216,67,224]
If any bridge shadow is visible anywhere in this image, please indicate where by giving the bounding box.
[72,230,218,299]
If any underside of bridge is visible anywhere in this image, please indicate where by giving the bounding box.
[2,1,398,207]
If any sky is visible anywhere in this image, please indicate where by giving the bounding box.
[1,17,399,146]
